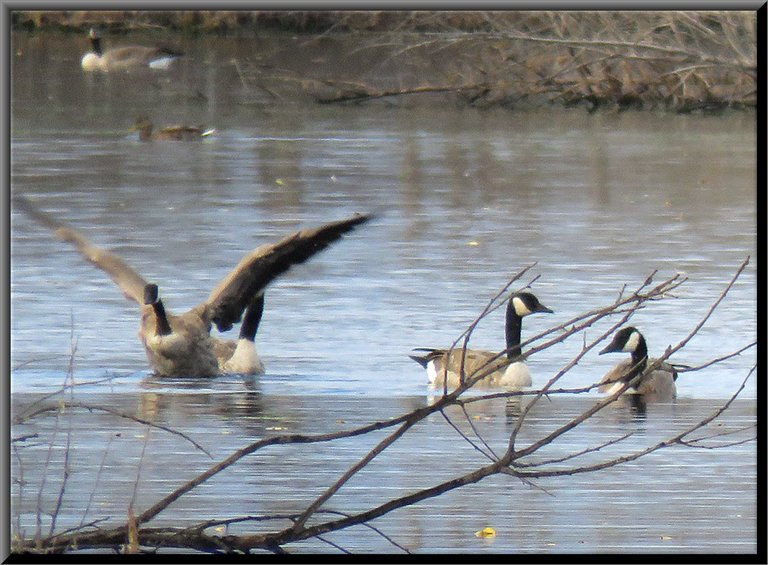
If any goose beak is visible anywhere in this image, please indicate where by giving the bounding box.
[144,283,159,305]
[536,303,554,314]
[599,341,617,355]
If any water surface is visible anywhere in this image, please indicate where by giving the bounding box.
[9,31,758,554]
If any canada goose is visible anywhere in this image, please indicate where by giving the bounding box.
[409,292,553,389]
[14,195,371,377]
[131,117,216,142]
[598,326,678,400]
[81,28,183,72]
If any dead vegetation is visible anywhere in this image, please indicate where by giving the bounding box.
[10,257,756,554]
[12,10,757,112]
[270,11,756,112]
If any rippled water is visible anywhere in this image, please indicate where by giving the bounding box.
[9,32,758,554]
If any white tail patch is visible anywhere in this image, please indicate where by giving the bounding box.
[501,362,532,389]
[224,339,264,374]
[623,330,641,353]
[149,56,177,70]
[512,296,533,317]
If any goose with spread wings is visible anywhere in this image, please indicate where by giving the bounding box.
[15,196,371,377]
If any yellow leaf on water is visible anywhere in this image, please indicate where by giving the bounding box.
[468,240,480,246]
[475,527,496,538]
[275,178,285,186]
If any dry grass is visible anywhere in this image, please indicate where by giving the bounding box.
[12,10,757,111]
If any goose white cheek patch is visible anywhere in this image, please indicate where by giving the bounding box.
[623,330,641,352]
[512,296,532,317]
[426,361,439,384]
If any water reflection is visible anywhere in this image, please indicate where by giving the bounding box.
[10,389,756,552]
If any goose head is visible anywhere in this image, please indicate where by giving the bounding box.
[89,28,102,51]
[504,291,553,360]
[130,117,154,141]
[599,326,646,356]
[509,292,554,318]
[144,283,172,336]
[599,326,650,381]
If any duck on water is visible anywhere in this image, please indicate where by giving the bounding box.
[131,117,216,142]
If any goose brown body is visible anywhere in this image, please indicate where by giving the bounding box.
[410,348,532,389]
[598,359,678,400]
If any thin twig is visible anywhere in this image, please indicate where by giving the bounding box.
[16,402,212,458]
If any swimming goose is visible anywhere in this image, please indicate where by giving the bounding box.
[409,292,553,389]
[14,195,371,377]
[598,326,678,400]
[131,117,216,142]
[81,28,183,72]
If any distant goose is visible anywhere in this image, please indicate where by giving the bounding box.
[131,117,216,142]
[598,326,678,400]
[14,196,371,377]
[81,28,183,72]
[409,292,553,389]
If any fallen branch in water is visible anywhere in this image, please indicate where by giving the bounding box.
[11,257,755,554]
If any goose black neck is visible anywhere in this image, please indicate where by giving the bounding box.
[152,299,172,337]
[90,35,102,56]
[239,295,264,341]
[505,301,523,360]
[627,336,649,382]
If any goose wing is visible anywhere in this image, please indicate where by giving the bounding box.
[14,196,149,305]
[410,348,507,375]
[205,213,372,332]
[159,125,202,135]
[440,349,508,376]
[106,46,182,66]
